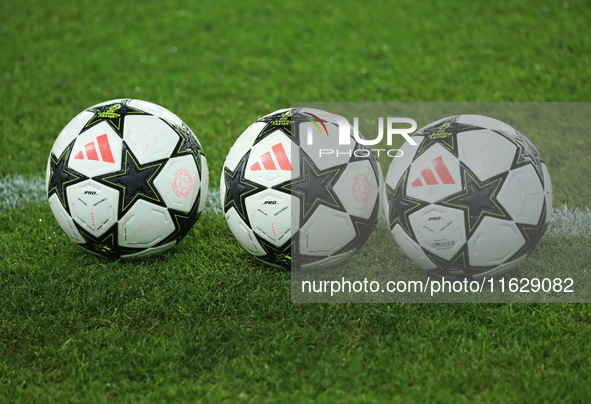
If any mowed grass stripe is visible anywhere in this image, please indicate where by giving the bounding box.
[0,175,223,215]
[1,175,590,237]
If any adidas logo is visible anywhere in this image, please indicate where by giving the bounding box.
[250,142,292,171]
[73,134,115,163]
[411,156,455,187]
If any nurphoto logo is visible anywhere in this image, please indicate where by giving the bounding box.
[302,112,418,158]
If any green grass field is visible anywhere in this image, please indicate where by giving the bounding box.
[1,0,591,401]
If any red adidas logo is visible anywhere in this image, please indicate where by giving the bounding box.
[411,156,455,187]
[250,143,292,171]
[73,134,115,163]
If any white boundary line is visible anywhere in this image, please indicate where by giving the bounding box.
[1,175,589,237]
[0,175,46,209]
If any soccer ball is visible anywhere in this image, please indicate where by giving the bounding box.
[384,114,552,278]
[46,99,209,259]
[221,108,381,269]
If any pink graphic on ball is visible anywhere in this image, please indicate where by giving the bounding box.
[352,174,371,203]
[172,169,193,197]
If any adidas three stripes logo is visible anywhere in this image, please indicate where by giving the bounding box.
[73,134,115,163]
[411,156,455,187]
[250,143,292,171]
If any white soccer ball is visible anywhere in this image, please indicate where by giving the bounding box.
[46,99,209,259]
[221,108,381,269]
[383,114,552,278]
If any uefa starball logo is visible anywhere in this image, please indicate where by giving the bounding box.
[300,110,418,158]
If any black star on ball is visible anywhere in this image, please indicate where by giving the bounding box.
[253,110,295,146]
[425,246,494,279]
[74,222,140,259]
[277,154,345,223]
[222,152,266,226]
[335,202,380,256]
[415,118,480,159]
[513,203,548,260]
[170,125,204,174]
[95,145,165,215]
[256,237,294,269]
[509,131,545,182]
[47,141,84,211]
[440,165,510,235]
[385,168,427,239]
[426,248,470,278]
[163,195,203,245]
[83,101,149,138]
